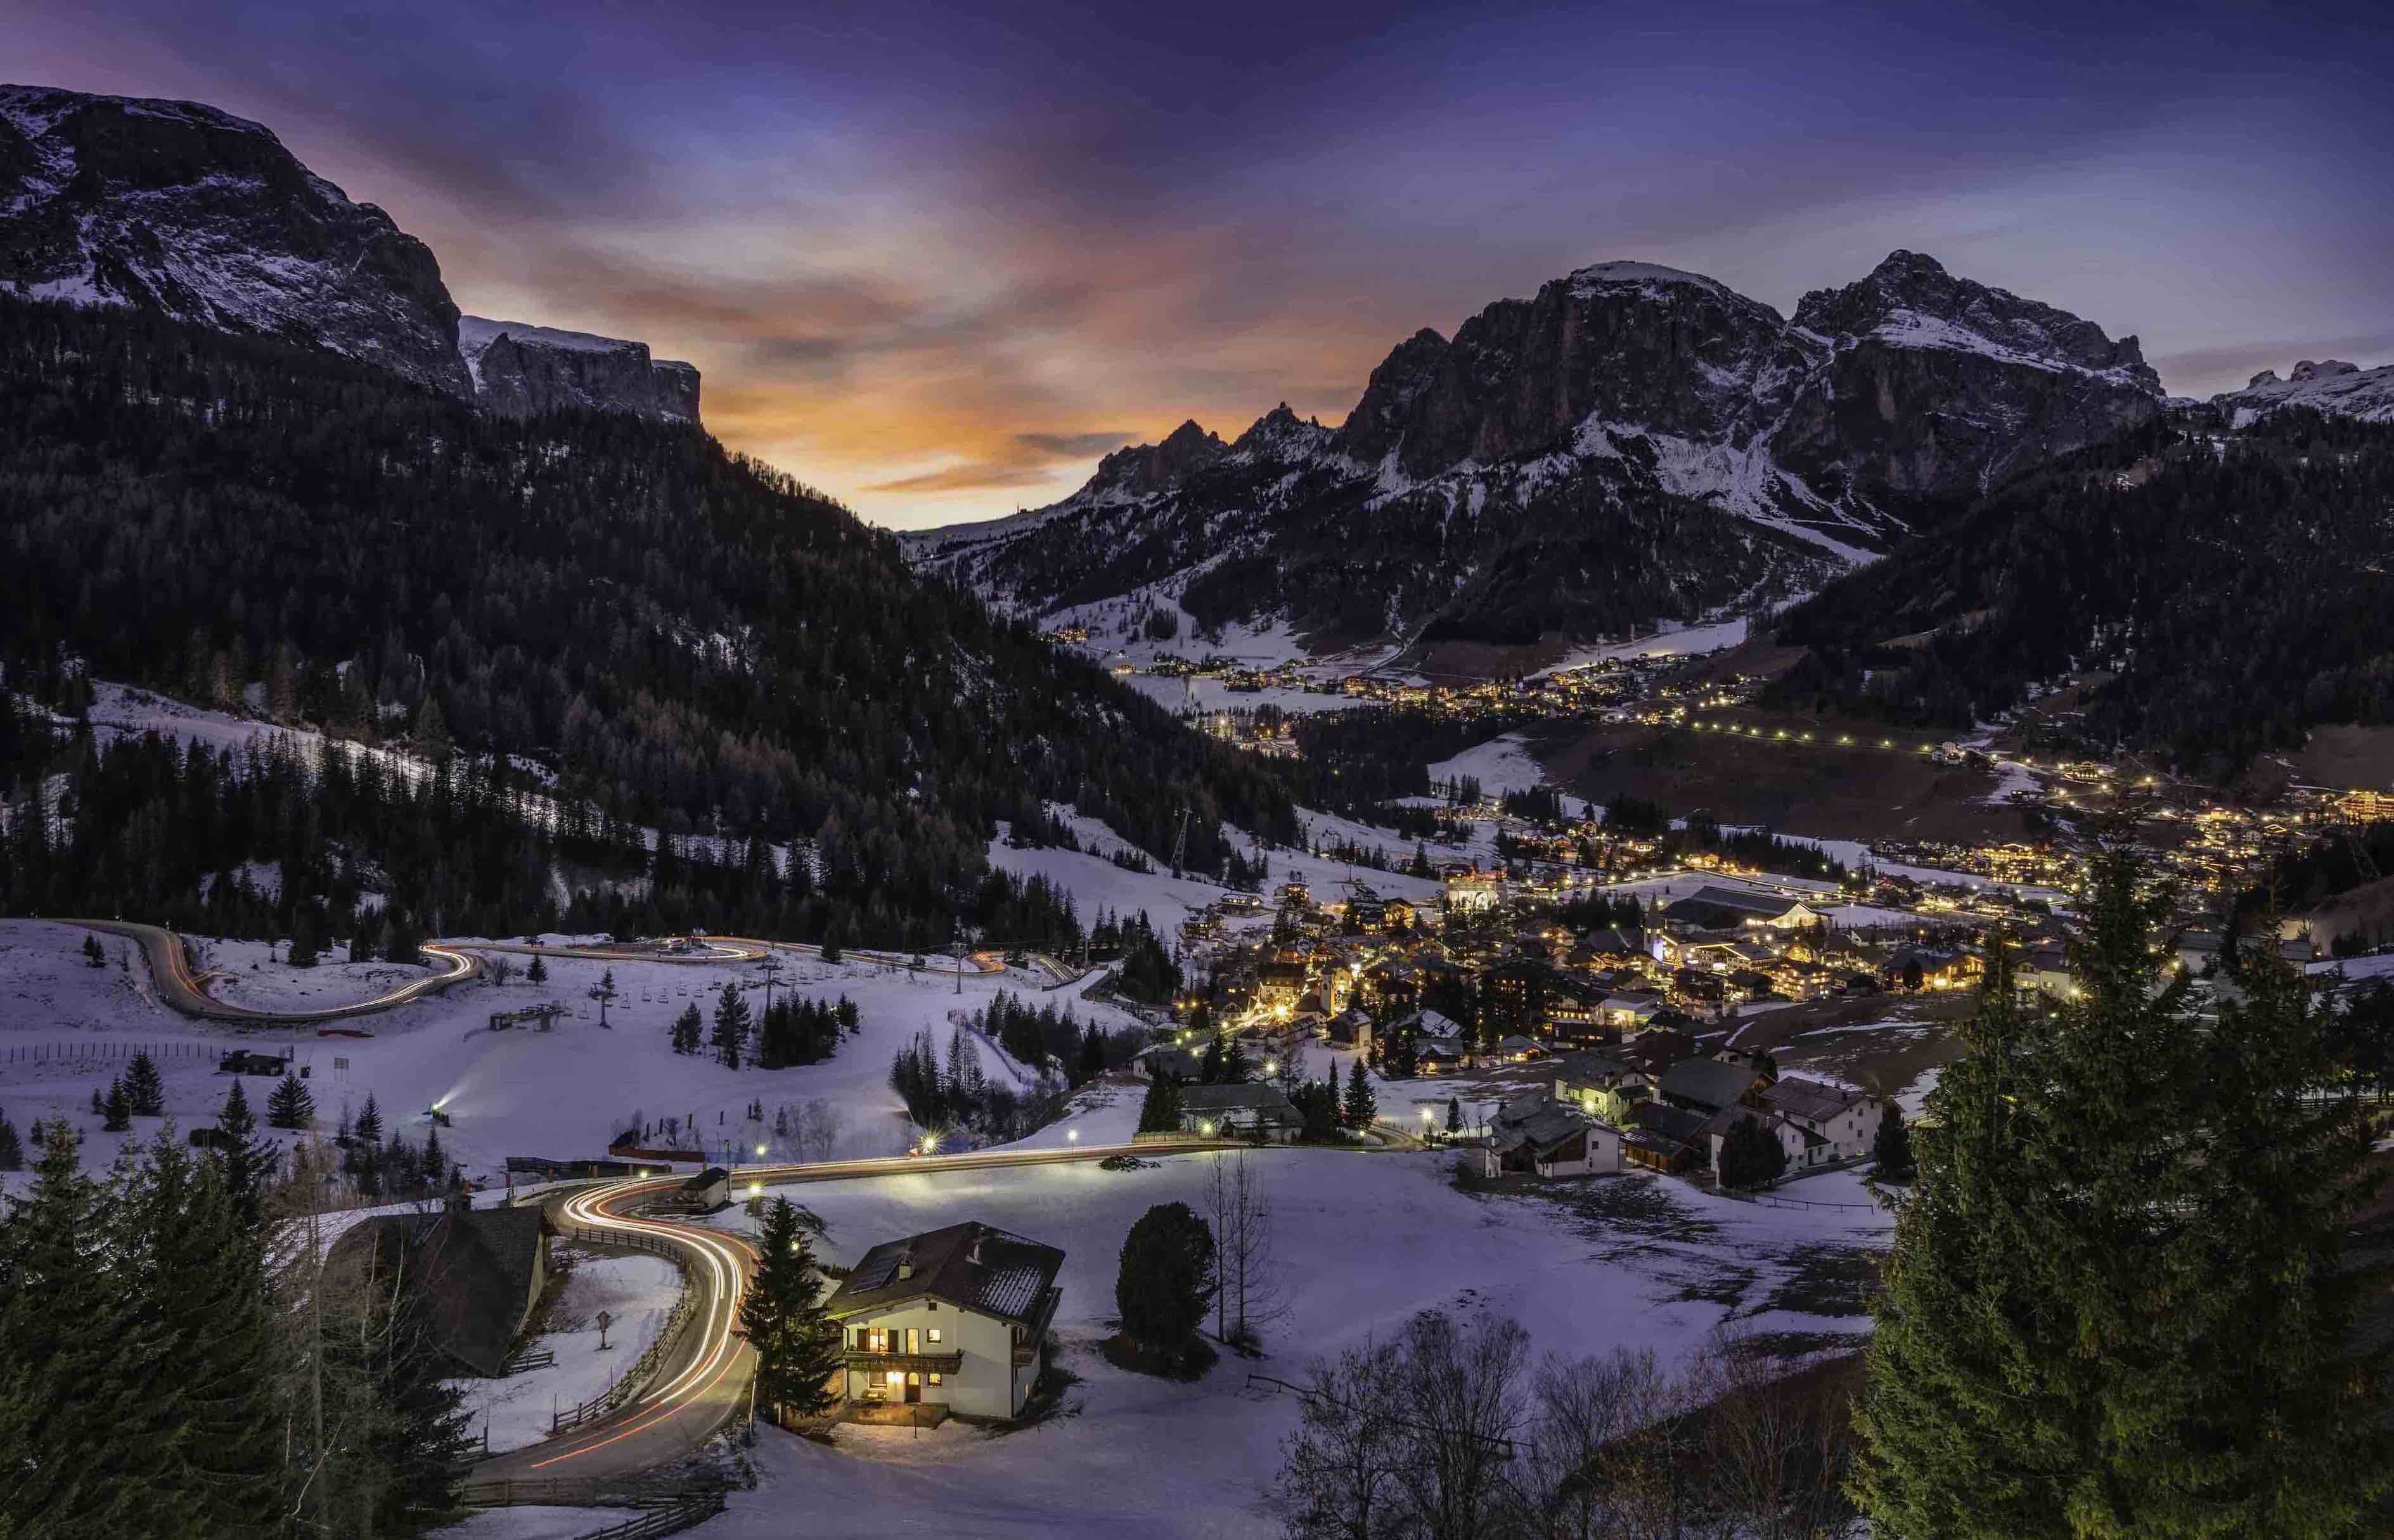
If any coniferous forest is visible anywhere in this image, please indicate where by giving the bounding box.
[1769,410,2394,776]
[0,297,1313,944]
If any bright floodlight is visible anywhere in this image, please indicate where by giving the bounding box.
[1067,1129,1079,1141]
[756,1145,767,1156]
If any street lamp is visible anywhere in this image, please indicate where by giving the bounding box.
[1066,1129,1078,1143]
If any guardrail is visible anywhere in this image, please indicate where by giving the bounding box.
[458,1477,723,1509]
[571,1492,727,1540]
[551,1226,700,1434]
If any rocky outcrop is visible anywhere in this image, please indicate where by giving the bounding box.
[458,317,702,425]
[1776,251,2163,499]
[2,84,703,423]
[2214,357,2394,427]
[0,84,469,396]
[910,250,2164,656]
[1079,419,1226,501]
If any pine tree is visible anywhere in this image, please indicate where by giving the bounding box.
[712,982,752,1069]
[0,1112,22,1171]
[1445,1096,1462,1135]
[422,1121,448,1196]
[267,1070,316,1130]
[526,951,547,984]
[1855,847,2393,1535]
[103,1075,132,1131]
[117,1129,286,1536]
[1341,1060,1377,1131]
[123,1050,165,1117]
[211,1079,273,1229]
[671,1002,704,1055]
[741,1197,845,1421]
[1136,1075,1186,1134]
[81,934,105,967]
[1116,1202,1217,1373]
[0,1122,189,1536]
[354,1092,383,1145]
[1716,1114,1786,1190]
[1872,1101,1915,1183]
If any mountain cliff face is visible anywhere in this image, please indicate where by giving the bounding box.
[460,317,702,425]
[1,84,698,421]
[2213,357,2394,427]
[0,84,469,396]
[906,252,2163,657]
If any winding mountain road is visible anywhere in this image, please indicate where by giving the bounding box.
[54,920,1003,1025]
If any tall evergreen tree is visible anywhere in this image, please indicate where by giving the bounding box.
[0,1110,22,1171]
[670,1002,704,1055]
[212,1079,273,1229]
[122,1051,165,1117]
[267,1070,316,1130]
[711,982,752,1069]
[740,1197,845,1421]
[1872,1101,1915,1183]
[525,951,547,985]
[119,1129,286,1537]
[1341,1060,1377,1131]
[1136,1074,1185,1134]
[0,1121,186,1536]
[103,1075,132,1131]
[1855,846,2392,1535]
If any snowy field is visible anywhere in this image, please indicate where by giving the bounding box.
[690,1150,1891,1540]
[450,1248,684,1454]
[0,919,1152,1195]
[1532,615,1751,676]
[989,805,1443,940]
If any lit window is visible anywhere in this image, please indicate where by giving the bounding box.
[926,1328,943,1344]
[929,1373,943,1385]
[885,1370,904,1387]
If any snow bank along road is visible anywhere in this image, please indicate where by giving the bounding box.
[55,921,1001,1025]
[468,1138,1253,1492]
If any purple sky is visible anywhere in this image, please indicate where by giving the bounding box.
[10,0,2391,527]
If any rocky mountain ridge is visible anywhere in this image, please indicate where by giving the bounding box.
[906,250,2166,655]
[460,316,701,423]
[0,83,697,423]
[2214,357,2394,427]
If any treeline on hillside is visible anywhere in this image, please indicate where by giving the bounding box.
[0,296,1308,924]
[1290,707,1554,816]
[0,705,1091,951]
[1767,411,2394,776]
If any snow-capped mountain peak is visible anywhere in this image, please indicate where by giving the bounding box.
[906,250,2165,660]
[2216,357,2394,427]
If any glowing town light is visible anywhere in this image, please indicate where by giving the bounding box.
[1066,1129,1078,1142]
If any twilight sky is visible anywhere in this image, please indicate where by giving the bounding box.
[9,0,2391,529]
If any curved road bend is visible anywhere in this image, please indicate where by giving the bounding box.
[66,919,481,1023]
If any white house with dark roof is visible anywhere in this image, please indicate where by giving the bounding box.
[822,1221,1064,1421]
[1758,1076,1884,1164]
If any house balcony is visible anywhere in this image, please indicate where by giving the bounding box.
[842,1349,963,1375]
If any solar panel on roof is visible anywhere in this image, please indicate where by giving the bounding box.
[848,1250,903,1293]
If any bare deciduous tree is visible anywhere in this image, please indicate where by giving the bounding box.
[1206,1150,1288,1349]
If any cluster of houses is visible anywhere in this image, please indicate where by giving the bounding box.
[1476,1048,1888,1184]
[1181,874,2018,1060]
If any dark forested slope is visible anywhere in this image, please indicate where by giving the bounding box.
[1768,411,2394,774]
[0,297,1302,939]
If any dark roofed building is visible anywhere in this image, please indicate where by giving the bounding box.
[335,1201,553,1377]
[824,1221,1065,1421]
[1657,1057,1764,1115]
[1176,1082,1303,1141]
